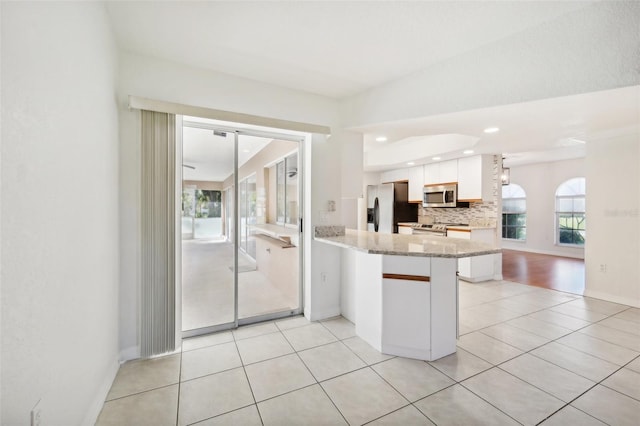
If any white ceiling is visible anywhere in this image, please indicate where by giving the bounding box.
[182,116,299,182]
[182,119,272,181]
[357,85,640,170]
[107,1,637,171]
[106,1,591,99]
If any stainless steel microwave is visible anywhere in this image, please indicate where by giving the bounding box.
[423,184,468,208]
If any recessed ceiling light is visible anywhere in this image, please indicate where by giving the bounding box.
[375,136,387,142]
[432,156,441,161]
[242,149,250,153]
[484,127,500,134]
[463,150,474,155]
[407,162,415,166]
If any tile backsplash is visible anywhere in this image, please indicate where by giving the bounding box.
[419,155,500,227]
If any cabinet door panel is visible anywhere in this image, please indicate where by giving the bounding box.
[439,160,458,183]
[457,156,482,200]
[408,166,424,202]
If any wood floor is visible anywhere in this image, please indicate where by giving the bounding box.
[502,249,585,295]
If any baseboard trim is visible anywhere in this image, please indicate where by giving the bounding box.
[81,357,120,426]
[305,306,341,322]
[502,246,584,259]
[382,343,432,361]
[119,345,140,362]
[459,274,496,283]
[583,289,640,308]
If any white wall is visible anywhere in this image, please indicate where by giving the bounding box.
[117,53,342,355]
[585,132,639,307]
[341,1,640,127]
[306,134,343,320]
[339,131,364,229]
[1,3,120,425]
[502,159,586,258]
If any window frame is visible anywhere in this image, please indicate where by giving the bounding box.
[275,152,299,228]
[501,184,527,242]
[555,178,586,247]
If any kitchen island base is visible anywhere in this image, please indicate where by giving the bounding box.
[316,228,500,362]
[345,249,457,361]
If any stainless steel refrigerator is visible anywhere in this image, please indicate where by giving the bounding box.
[367,182,418,233]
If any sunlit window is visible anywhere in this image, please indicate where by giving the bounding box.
[502,184,526,241]
[276,152,298,226]
[555,177,586,246]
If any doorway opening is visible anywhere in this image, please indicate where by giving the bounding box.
[179,116,304,337]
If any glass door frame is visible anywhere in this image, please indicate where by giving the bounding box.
[181,122,305,338]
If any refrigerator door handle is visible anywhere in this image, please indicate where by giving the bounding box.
[374,197,380,232]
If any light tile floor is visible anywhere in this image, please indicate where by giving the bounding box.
[97,280,640,425]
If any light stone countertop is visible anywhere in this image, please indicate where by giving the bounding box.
[315,229,501,258]
[250,223,299,246]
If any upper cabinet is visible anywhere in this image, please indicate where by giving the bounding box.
[380,168,409,184]
[424,160,458,185]
[380,154,496,204]
[457,155,494,202]
[407,166,424,203]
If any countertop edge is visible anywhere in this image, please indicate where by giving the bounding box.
[314,235,501,259]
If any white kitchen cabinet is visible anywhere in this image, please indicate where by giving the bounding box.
[424,160,458,185]
[398,225,413,235]
[457,155,494,202]
[439,160,458,183]
[447,229,471,240]
[447,227,498,282]
[380,168,409,184]
[407,166,424,203]
[423,164,437,185]
[457,255,495,283]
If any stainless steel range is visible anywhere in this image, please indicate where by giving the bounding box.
[410,223,465,236]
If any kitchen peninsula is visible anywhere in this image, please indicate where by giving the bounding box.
[315,227,501,361]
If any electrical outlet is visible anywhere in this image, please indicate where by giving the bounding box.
[600,264,607,273]
[31,401,42,426]
[321,272,327,283]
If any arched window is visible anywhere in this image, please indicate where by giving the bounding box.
[502,184,526,241]
[556,177,586,246]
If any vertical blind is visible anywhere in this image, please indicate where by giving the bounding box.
[141,110,176,357]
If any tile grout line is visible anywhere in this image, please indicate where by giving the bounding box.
[455,379,544,426]
[453,324,640,423]
[531,353,640,425]
[108,284,637,426]
[289,343,352,425]
[438,290,638,423]
[265,327,352,424]
[233,326,266,426]
[175,348,183,426]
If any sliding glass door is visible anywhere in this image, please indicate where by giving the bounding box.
[181,127,236,334]
[237,135,301,322]
[181,117,304,336]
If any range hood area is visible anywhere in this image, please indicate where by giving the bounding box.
[371,154,499,232]
[422,183,469,208]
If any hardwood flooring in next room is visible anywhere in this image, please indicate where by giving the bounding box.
[502,249,585,295]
